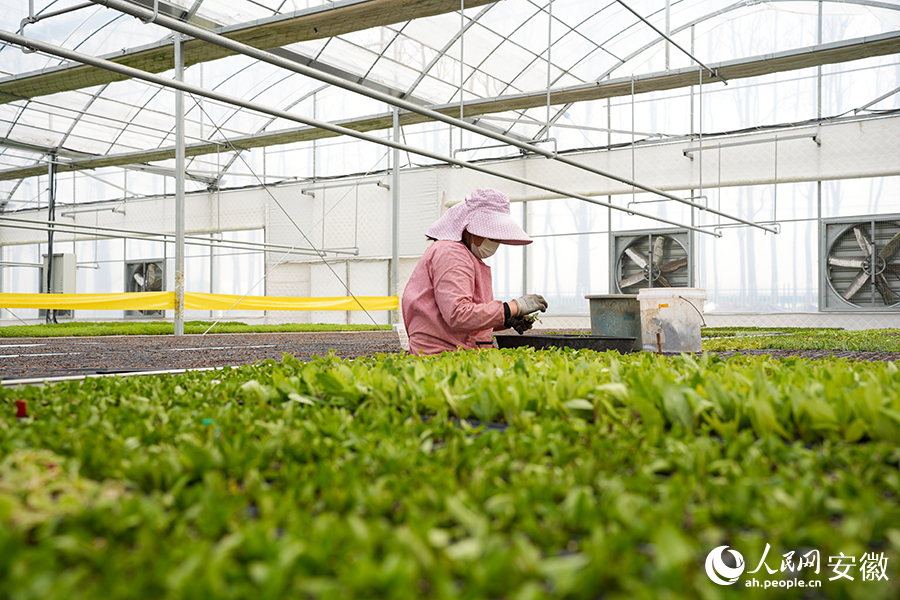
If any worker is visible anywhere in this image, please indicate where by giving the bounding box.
[402,188,548,355]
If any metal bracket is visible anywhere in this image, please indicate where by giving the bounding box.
[140,0,160,24]
[20,2,96,53]
[683,133,819,157]
[18,17,37,53]
[711,221,781,236]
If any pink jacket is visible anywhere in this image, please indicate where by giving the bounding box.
[402,240,505,355]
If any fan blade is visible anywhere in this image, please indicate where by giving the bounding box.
[842,270,869,300]
[625,247,649,269]
[828,256,864,269]
[879,230,900,261]
[660,257,688,273]
[656,275,673,287]
[146,264,162,290]
[885,263,900,277]
[853,226,874,256]
[875,274,895,305]
[651,236,665,266]
[133,272,145,288]
[619,272,646,289]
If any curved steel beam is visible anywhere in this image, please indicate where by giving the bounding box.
[91,0,775,233]
[0,0,496,105]
[532,0,900,139]
[0,29,722,237]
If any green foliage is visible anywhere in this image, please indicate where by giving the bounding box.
[0,321,391,338]
[701,327,841,338]
[1,348,899,598]
[703,328,900,353]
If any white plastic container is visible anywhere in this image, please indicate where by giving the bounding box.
[636,288,707,353]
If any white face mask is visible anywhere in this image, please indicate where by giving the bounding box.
[470,238,500,259]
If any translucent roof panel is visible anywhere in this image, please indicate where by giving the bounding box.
[163,0,337,26]
[2,0,900,210]
[0,4,169,68]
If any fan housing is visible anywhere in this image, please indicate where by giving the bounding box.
[822,217,900,311]
[610,229,692,294]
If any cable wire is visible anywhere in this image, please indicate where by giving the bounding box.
[3,308,31,327]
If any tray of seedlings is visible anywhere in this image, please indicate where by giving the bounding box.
[495,333,636,353]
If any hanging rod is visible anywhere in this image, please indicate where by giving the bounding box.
[683,133,820,155]
[301,179,390,193]
[0,215,359,256]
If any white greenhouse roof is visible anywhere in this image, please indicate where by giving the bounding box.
[1,0,900,208]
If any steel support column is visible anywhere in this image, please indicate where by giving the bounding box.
[522,201,529,295]
[174,33,185,336]
[391,108,400,321]
[45,154,57,324]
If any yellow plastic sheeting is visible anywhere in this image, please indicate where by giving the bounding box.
[0,292,174,310]
[184,293,399,311]
[0,292,399,312]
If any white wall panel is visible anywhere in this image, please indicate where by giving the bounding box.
[355,185,392,257]
[265,262,311,324]
[265,187,318,257]
[398,169,441,256]
[348,260,389,325]
[431,115,900,203]
[5,115,898,251]
[309,261,348,325]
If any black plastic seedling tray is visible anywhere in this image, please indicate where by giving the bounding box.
[494,334,636,353]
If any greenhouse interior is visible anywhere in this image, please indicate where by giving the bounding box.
[1,0,898,330]
[1,0,899,598]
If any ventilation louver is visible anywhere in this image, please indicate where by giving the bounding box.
[823,218,900,311]
[611,230,692,294]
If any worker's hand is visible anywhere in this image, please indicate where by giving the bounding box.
[514,294,548,316]
[504,313,533,335]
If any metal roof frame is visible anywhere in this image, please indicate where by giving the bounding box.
[0,0,496,105]
[2,0,517,187]
[1,28,897,181]
[531,0,900,140]
[0,28,725,238]
[75,0,784,235]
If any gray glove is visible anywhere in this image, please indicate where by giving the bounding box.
[507,315,534,335]
[514,294,548,316]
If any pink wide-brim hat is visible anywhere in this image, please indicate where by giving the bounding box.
[427,188,532,245]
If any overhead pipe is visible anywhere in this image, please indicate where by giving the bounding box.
[20,1,95,32]
[0,29,721,238]
[85,0,768,233]
[0,215,357,256]
[19,1,95,53]
[613,0,726,85]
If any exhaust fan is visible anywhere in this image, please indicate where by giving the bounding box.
[125,260,165,317]
[611,229,692,293]
[823,218,900,311]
